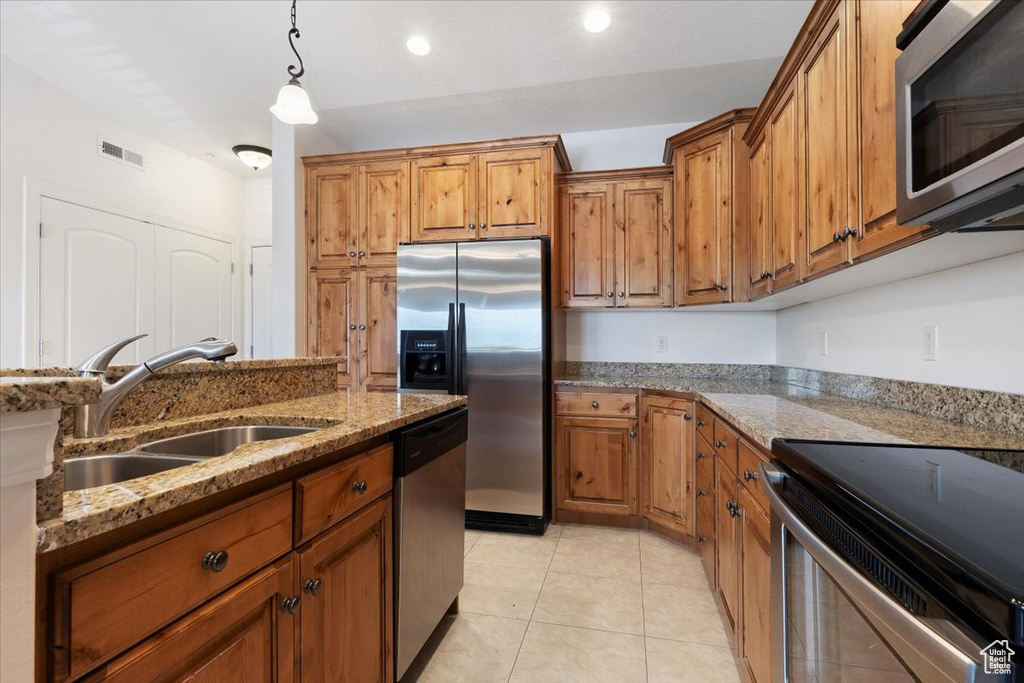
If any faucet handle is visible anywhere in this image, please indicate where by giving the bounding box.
[77,334,148,377]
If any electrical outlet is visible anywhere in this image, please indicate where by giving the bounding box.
[923,325,938,361]
[656,336,668,353]
[820,332,828,356]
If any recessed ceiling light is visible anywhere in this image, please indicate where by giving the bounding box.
[583,8,611,33]
[406,36,431,56]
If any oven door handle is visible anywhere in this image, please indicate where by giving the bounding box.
[760,462,980,683]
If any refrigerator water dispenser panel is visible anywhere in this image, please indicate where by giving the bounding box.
[400,330,450,391]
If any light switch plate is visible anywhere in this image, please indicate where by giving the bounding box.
[923,325,938,361]
[820,332,828,356]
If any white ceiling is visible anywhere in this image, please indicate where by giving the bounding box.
[0,0,813,177]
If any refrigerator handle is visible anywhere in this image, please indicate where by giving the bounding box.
[457,303,467,395]
[446,303,457,395]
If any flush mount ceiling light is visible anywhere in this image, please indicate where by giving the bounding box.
[270,0,318,125]
[583,8,612,33]
[232,145,273,171]
[406,35,431,56]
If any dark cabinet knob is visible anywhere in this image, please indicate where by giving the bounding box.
[697,535,707,543]
[842,226,857,240]
[358,324,366,330]
[304,578,323,595]
[349,250,357,257]
[469,223,476,230]
[629,430,636,438]
[697,489,707,497]
[618,291,625,298]
[351,480,368,494]
[607,291,614,298]
[726,501,741,518]
[696,451,706,460]
[683,413,692,421]
[715,440,727,448]
[715,283,728,291]
[481,222,487,230]
[743,470,759,482]
[349,324,357,330]
[833,232,841,243]
[575,471,584,480]
[591,401,599,409]
[201,550,229,573]
[358,250,366,257]
[696,419,706,427]
[280,596,301,614]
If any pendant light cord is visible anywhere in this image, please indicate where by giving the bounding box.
[286,0,305,81]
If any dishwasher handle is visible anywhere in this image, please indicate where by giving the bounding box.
[393,407,468,477]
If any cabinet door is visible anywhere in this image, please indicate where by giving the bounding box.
[555,416,638,516]
[695,465,716,584]
[799,8,851,278]
[307,270,355,389]
[358,269,397,390]
[770,84,802,289]
[560,183,615,307]
[616,178,673,307]
[747,134,772,299]
[359,161,409,266]
[298,496,393,683]
[641,396,694,534]
[715,465,740,634]
[478,150,546,239]
[740,490,772,683]
[100,559,296,683]
[676,131,732,304]
[410,155,477,242]
[308,165,359,268]
[848,0,927,260]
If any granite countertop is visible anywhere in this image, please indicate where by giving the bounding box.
[39,390,467,552]
[1,376,101,413]
[6,356,340,379]
[556,376,1024,452]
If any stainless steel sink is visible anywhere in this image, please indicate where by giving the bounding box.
[135,425,319,457]
[65,453,205,491]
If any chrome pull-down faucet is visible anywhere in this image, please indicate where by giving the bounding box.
[74,334,238,438]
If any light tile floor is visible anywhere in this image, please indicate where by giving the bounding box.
[402,524,744,683]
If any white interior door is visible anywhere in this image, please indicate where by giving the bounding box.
[249,245,273,358]
[38,197,156,366]
[154,229,233,349]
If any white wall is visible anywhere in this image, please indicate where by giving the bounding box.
[776,252,1024,393]
[0,56,245,367]
[243,177,273,243]
[561,121,700,171]
[568,310,777,364]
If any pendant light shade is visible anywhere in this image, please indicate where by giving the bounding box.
[270,80,318,125]
[232,145,273,171]
[271,1,317,125]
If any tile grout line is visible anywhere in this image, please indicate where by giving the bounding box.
[506,523,563,682]
[639,531,650,683]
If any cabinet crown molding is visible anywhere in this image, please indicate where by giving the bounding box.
[663,108,757,164]
[558,166,673,185]
[302,134,571,173]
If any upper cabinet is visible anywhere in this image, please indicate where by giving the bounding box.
[665,110,755,306]
[559,168,673,308]
[410,154,477,242]
[478,150,548,239]
[360,160,410,266]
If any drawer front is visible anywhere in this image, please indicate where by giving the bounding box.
[59,488,293,679]
[695,403,715,444]
[696,432,715,487]
[694,465,714,511]
[556,390,637,418]
[713,418,739,476]
[296,443,393,544]
[738,439,769,512]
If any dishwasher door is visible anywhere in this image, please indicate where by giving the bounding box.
[393,407,468,680]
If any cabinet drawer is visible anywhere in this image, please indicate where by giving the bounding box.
[295,443,393,544]
[56,487,293,679]
[713,418,740,476]
[738,439,769,512]
[696,432,715,487]
[695,403,715,444]
[556,390,637,418]
[694,467,714,510]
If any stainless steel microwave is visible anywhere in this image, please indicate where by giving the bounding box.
[895,0,1024,232]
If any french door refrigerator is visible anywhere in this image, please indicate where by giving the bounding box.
[396,238,550,534]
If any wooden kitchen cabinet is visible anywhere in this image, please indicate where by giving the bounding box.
[307,269,356,389]
[358,269,398,390]
[740,487,772,683]
[769,82,802,290]
[95,558,297,683]
[477,150,547,239]
[695,455,716,583]
[410,154,478,242]
[359,160,410,267]
[298,495,393,683]
[715,460,742,635]
[640,395,695,535]
[665,109,755,305]
[555,415,639,516]
[559,168,673,308]
[746,133,772,300]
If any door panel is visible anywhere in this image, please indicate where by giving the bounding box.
[308,166,358,267]
[457,240,546,517]
[154,229,233,350]
[307,270,355,388]
[359,269,397,389]
[716,466,740,634]
[741,491,772,683]
[478,151,545,239]
[641,397,694,535]
[250,246,273,358]
[678,132,731,304]
[556,416,638,516]
[410,155,476,242]
[360,161,409,265]
[747,135,772,299]
[617,179,673,307]
[38,197,156,366]
[560,184,614,307]
[771,85,802,289]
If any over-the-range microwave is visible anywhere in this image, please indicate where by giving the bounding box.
[895,0,1024,232]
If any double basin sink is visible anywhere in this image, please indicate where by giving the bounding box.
[65,425,319,492]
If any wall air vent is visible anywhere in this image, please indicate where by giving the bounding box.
[97,136,146,171]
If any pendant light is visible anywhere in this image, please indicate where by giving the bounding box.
[232,145,273,171]
[270,0,318,125]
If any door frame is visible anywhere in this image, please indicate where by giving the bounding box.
[23,177,240,366]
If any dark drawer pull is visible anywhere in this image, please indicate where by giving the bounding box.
[697,535,707,543]
[304,578,323,595]
[696,419,706,427]
[743,470,759,482]
[683,412,692,421]
[351,480,368,494]
[201,550,229,573]
[696,489,707,497]
[696,451,707,460]
[715,439,727,448]
[591,401,599,409]
[280,596,301,614]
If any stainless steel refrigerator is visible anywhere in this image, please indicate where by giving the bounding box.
[396,238,549,534]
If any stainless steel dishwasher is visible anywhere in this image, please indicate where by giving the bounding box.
[393,406,468,680]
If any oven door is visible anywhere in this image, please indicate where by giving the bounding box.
[895,0,1024,231]
[761,462,986,683]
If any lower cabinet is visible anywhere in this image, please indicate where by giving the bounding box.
[555,415,639,516]
[715,461,742,634]
[298,496,393,683]
[740,488,772,683]
[640,395,695,535]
